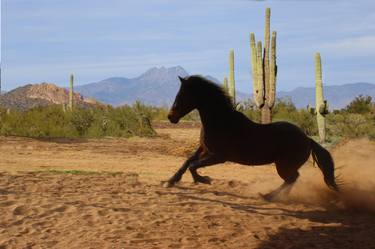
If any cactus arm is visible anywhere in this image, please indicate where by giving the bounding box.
[69,74,74,110]
[250,33,264,107]
[268,31,277,108]
[256,41,264,106]
[263,7,271,103]
[229,49,236,104]
[319,100,329,115]
[307,105,316,115]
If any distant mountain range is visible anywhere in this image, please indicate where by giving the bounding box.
[278,83,375,109]
[75,66,219,106]
[75,66,375,109]
[0,83,102,111]
[1,66,374,110]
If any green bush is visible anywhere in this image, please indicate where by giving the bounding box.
[240,100,261,123]
[345,95,373,114]
[0,105,155,138]
[326,113,375,139]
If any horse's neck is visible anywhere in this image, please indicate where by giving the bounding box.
[197,104,235,128]
[197,104,258,133]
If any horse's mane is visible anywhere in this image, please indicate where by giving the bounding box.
[185,75,235,110]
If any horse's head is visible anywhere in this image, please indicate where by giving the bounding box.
[168,76,197,124]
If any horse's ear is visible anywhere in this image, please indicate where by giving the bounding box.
[178,76,186,84]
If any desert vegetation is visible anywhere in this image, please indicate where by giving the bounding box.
[0,94,374,141]
[0,103,156,138]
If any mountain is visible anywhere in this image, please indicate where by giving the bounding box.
[0,83,103,111]
[75,66,221,106]
[278,82,375,109]
[5,66,372,110]
[76,66,375,109]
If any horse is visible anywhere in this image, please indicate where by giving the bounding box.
[163,75,339,200]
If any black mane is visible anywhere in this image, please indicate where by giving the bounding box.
[185,75,234,109]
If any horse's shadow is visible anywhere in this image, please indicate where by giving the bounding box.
[256,213,374,249]
[162,184,375,249]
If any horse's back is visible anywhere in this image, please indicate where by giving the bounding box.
[265,121,311,163]
[236,119,311,165]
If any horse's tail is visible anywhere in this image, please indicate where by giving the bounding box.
[310,139,339,192]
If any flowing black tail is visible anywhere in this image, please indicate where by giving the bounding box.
[310,139,339,192]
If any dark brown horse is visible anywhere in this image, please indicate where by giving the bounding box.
[165,75,339,199]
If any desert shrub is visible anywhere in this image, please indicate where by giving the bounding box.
[327,95,375,139]
[0,105,155,138]
[273,97,297,114]
[327,113,375,139]
[71,108,95,136]
[269,98,317,136]
[124,101,200,122]
[345,95,373,114]
[240,100,261,123]
[291,109,318,136]
[0,106,78,137]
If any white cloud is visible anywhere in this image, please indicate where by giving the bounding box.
[320,35,375,56]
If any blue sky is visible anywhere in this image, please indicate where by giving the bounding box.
[2,0,375,92]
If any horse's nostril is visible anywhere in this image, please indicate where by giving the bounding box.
[167,112,179,124]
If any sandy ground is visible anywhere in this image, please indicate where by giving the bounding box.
[0,124,375,249]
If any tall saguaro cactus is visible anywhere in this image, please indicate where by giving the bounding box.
[69,74,74,111]
[315,53,328,143]
[228,49,236,104]
[250,8,277,124]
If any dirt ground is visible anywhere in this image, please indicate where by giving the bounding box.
[0,123,375,249]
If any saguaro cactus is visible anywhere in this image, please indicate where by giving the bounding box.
[315,53,328,143]
[69,74,74,110]
[228,49,236,104]
[223,76,229,93]
[250,8,277,124]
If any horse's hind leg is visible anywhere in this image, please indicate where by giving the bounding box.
[261,162,300,201]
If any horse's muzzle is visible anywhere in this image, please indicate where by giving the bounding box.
[168,112,179,124]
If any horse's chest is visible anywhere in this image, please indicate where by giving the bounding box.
[201,130,236,154]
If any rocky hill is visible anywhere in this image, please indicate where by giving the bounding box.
[0,83,102,111]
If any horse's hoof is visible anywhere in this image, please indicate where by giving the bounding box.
[195,176,212,185]
[161,181,175,188]
[259,193,274,202]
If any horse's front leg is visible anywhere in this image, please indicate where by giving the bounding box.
[189,154,225,184]
[163,147,202,187]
